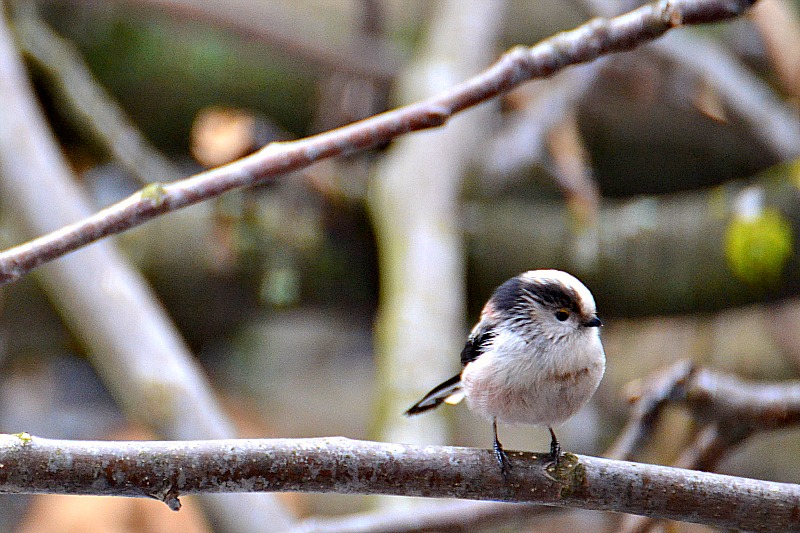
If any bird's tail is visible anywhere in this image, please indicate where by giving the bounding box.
[404,373,464,416]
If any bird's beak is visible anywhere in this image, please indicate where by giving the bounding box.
[583,316,603,328]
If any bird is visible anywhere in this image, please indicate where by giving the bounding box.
[404,269,605,475]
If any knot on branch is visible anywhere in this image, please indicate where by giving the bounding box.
[149,483,181,512]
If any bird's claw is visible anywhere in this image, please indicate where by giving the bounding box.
[493,440,512,478]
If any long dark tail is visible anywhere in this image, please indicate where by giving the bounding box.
[404,373,463,416]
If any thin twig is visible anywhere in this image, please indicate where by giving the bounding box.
[0,434,797,532]
[0,0,760,286]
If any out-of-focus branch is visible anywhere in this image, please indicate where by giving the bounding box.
[651,30,800,160]
[0,7,293,532]
[118,0,406,81]
[613,361,800,463]
[609,360,800,533]
[615,362,800,465]
[0,434,798,532]
[287,501,550,533]
[12,8,181,184]
[606,360,698,461]
[468,164,800,316]
[751,0,800,100]
[0,0,761,287]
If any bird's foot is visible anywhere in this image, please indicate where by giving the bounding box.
[549,438,561,465]
[546,426,562,467]
[493,439,512,478]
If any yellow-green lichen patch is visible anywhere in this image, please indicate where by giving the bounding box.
[12,432,32,445]
[724,208,793,287]
[789,159,800,190]
[544,453,587,498]
[140,182,167,208]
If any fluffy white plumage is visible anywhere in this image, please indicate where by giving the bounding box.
[405,269,606,471]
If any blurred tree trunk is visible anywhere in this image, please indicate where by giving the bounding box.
[367,0,505,508]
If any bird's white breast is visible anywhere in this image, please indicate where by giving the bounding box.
[461,328,605,426]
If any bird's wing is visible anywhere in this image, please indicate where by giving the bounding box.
[404,373,463,416]
[460,326,496,366]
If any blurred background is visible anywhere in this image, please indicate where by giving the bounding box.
[0,0,799,531]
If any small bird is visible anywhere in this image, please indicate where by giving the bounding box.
[405,270,605,475]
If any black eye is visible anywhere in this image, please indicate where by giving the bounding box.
[555,309,570,321]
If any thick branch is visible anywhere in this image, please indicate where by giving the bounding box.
[0,434,795,532]
[0,0,759,286]
[468,166,800,316]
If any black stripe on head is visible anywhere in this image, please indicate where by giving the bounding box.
[489,275,582,317]
[488,276,524,315]
[527,279,581,312]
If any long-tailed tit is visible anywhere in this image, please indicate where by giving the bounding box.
[405,269,605,474]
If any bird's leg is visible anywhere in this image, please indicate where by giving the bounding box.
[548,426,561,465]
[492,418,511,477]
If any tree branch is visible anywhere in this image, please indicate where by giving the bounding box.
[608,361,800,532]
[609,360,800,463]
[0,434,796,532]
[0,0,759,286]
[125,0,406,81]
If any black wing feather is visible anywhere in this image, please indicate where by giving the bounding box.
[404,373,462,416]
[460,327,496,366]
[406,316,497,416]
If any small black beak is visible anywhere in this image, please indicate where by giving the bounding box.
[583,316,603,328]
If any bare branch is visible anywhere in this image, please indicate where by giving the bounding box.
[0,0,760,286]
[608,360,800,464]
[606,360,698,461]
[0,434,796,532]
[608,361,800,533]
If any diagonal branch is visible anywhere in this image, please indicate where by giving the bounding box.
[0,434,796,532]
[0,0,759,286]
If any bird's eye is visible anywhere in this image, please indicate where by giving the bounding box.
[555,309,570,321]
